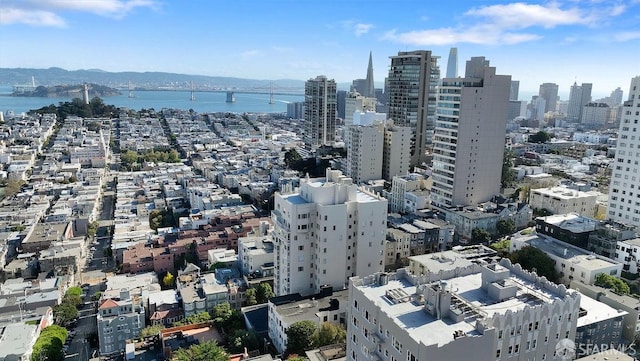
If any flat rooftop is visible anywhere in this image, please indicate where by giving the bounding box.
[515,234,619,271]
[577,292,627,328]
[357,267,566,347]
[537,213,597,233]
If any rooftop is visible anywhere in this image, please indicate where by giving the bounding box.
[577,292,627,328]
[0,323,38,359]
[354,262,575,348]
[273,289,349,325]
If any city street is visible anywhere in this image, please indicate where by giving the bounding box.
[66,173,117,360]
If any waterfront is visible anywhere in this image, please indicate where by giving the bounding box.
[0,86,303,114]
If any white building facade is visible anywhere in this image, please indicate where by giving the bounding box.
[608,76,640,227]
[272,169,387,296]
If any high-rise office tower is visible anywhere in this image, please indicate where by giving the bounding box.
[610,87,624,106]
[344,91,377,126]
[387,51,440,167]
[364,51,375,98]
[431,57,511,208]
[337,90,347,119]
[510,80,519,100]
[538,82,559,113]
[304,75,337,147]
[446,47,458,78]
[272,169,387,296]
[530,96,546,122]
[607,76,640,226]
[567,82,592,121]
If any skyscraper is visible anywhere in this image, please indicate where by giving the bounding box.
[364,51,375,98]
[304,75,337,147]
[386,50,440,167]
[567,82,592,121]
[431,57,511,208]
[446,47,458,78]
[510,80,520,100]
[272,169,387,296]
[538,82,559,113]
[607,76,640,226]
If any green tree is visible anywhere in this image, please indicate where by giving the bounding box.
[31,325,68,361]
[139,325,164,338]
[66,286,82,297]
[63,294,83,308]
[313,322,347,347]
[528,131,552,143]
[490,238,511,257]
[594,273,630,294]
[163,272,175,288]
[227,329,261,353]
[509,246,559,283]
[245,288,258,306]
[174,311,211,326]
[172,340,227,361]
[501,149,517,188]
[496,219,516,237]
[53,302,78,327]
[286,320,317,356]
[256,282,275,303]
[284,148,302,169]
[87,221,99,237]
[212,302,233,325]
[471,228,492,243]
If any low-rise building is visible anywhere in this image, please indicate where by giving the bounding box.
[97,289,146,356]
[575,291,626,351]
[535,213,597,249]
[529,185,600,217]
[510,231,622,285]
[268,288,348,354]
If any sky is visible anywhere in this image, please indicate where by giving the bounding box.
[1,0,639,100]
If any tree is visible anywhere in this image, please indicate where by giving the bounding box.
[471,228,492,243]
[490,238,511,257]
[172,340,228,361]
[284,148,302,169]
[66,286,83,297]
[63,294,83,308]
[174,311,211,326]
[163,272,175,288]
[528,131,552,143]
[3,179,26,199]
[139,325,164,338]
[227,329,261,353]
[594,273,630,294]
[313,323,346,347]
[212,302,233,325]
[31,325,68,361]
[496,219,516,237]
[53,302,78,327]
[286,320,317,356]
[501,149,517,188]
[509,246,559,283]
[256,282,274,303]
[245,288,257,306]
[86,221,99,237]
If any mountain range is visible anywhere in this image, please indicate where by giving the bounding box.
[0,67,306,92]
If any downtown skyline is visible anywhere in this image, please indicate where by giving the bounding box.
[1,0,640,99]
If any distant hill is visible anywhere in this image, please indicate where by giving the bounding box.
[15,83,121,98]
[0,67,305,93]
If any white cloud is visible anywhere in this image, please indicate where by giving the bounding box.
[464,2,594,29]
[0,0,156,26]
[354,23,373,37]
[340,20,373,37]
[382,25,540,46]
[0,8,66,27]
[383,1,628,46]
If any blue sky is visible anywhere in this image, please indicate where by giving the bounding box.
[1,0,639,99]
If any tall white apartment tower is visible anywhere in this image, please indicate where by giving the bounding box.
[431,57,511,208]
[567,82,593,121]
[387,51,440,168]
[304,75,337,147]
[346,123,384,183]
[272,169,387,296]
[608,76,640,227]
